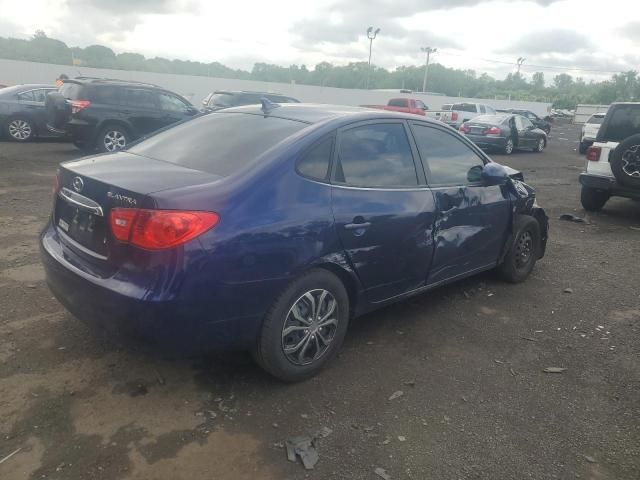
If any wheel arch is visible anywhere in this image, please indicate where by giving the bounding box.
[308,260,362,319]
[5,113,38,136]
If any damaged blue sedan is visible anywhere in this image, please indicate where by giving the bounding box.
[41,102,548,382]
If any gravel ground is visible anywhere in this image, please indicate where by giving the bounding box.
[1,122,639,480]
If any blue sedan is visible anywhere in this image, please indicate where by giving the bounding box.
[40,103,548,382]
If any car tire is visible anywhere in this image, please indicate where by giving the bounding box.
[610,134,640,188]
[253,268,350,382]
[535,138,546,153]
[578,141,588,154]
[504,137,514,155]
[543,126,551,135]
[498,215,540,284]
[97,125,129,153]
[5,117,34,142]
[580,186,609,211]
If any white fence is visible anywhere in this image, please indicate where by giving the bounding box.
[574,104,610,124]
[0,58,551,116]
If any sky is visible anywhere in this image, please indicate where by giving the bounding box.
[0,0,638,82]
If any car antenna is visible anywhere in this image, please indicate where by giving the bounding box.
[260,97,280,114]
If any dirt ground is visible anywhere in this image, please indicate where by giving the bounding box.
[1,122,638,480]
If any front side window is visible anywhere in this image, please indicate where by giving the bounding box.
[17,90,34,101]
[158,93,190,113]
[411,124,484,186]
[515,116,525,130]
[335,123,418,187]
[521,117,534,129]
[297,135,334,181]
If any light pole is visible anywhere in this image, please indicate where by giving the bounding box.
[516,57,526,74]
[421,46,437,93]
[366,26,380,89]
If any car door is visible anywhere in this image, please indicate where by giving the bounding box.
[330,120,437,303]
[16,89,50,133]
[121,88,166,136]
[156,91,196,127]
[519,116,537,147]
[409,121,511,285]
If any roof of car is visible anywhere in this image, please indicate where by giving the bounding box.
[65,77,161,89]
[214,90,288,96]
[217,103,447,125]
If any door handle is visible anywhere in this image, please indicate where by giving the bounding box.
[344,221,371,230]
[440,206,458,216]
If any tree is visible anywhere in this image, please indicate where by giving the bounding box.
[532,72,545,90]
[80,45,116,68]
[553,73,574,91]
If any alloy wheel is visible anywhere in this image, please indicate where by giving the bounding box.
[505,139,514,154]
[281,289,339,366]
[8,119,32,140]
[538,139,545,152]
[621,144,640,178]
[103,130,127,152]
[515,231,533,268]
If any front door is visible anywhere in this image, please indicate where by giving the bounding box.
[331,121,437,303]
[409,122,511,285]
[156,92,196,128]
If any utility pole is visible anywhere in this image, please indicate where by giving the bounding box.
[421,47,437,93]
[366,27,380,89]
[516,57,526,74]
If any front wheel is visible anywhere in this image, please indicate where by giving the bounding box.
[580,186,609,211]
[578,142,588,154]
[253,269,350,382]
[535,137,546,153]
[504,137,514,155]
[498,215,541,283]
[6,117,34,142]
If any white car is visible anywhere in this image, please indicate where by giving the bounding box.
[578,112,606,154]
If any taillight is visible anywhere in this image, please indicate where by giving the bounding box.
[70,100,91,114]
[483,126,501,136]
[52,171,60,196]
[110,209,219,250]
[586,146,601,161]
[459,124,470,134]
[451,112,459,121]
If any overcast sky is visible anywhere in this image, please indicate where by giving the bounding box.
[0,0,638,82]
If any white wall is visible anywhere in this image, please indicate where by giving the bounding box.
[574,104,610,124]
[0,58,552,116]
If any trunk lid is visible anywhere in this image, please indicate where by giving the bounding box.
[54,151,221,258]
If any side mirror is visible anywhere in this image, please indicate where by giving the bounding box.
[481,162,509,186]
[186,106,198,116]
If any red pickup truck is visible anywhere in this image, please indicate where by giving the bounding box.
[362,98,429,116]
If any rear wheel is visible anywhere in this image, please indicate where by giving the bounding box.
[253,269,349,382]
[498,215,540,283]
[578,141,588,154]
[6,117,34,142]
[580,186,609,211]
[504,137,514,155]
[97,125,129,153]
[610,134,640,188]
[535,138,546,153]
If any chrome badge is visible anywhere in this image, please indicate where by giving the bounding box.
[72,176,84,193]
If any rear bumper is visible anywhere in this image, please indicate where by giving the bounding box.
[579,174,640,199]
[40,222,263,354]
[465,134,507,149]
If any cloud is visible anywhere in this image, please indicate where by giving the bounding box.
[500,29,592,55]
[621,21,640,42]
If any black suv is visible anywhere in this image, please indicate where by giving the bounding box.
[201,90,300,112]
[46,78,198,152]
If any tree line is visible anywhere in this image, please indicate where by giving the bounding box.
[1,31,638,108]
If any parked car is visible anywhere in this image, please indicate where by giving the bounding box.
[459,114,547,154]
[578,112,606,153]
[362,98,429,116]
[440,102,497,129]
[1,84,60,141]
[46,78,199,153]
[503,109,552,134]
[41,103,548,382]
[202,90,300,112]
[580,102,640,210]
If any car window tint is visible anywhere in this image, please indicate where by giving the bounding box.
[604,105,640,141]
[336,123,418,187]
[158,93,189,113]
[209,93,236,107]
[129,113,306,176]
[297,136,334,181]
[125,89,157,109]
[32,89,50,103]
[388,99,408,108]
[587,115,604,125]
[17,90,34,101]
[453,103,477,113]
[521,117,534,129]
[411,124,484,186]
[91,86,120,105]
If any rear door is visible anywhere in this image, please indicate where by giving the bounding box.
[121,88,165,136]
[330,120,437,303]
[518,116,537,147]
[17,88,56,132]
[409,121,511,285]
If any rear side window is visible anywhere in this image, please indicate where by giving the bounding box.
[453,103,477,113]
[128,113,306,176]
[59,83,85,100]
[335,123,418,187]
[411,124,484,186]
[388,99,408,108]
[587,115,604,125]
[33,89,52,103]
[297,135,334,181]
[17,91,34,101]
[124,89,157,109]
[90,86,120,105]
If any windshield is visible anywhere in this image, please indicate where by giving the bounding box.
[587,115,604,125]
[129,112,307,176]
[0,85,25,96]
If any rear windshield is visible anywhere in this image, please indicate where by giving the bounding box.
[453,103,477,113]
[586,115,604,125]
[470,114,507,124]
[441,104,452,110]
[599,104,640,141]
[128,112,307,176]
[59,82,85,100]
[388,99,408,107]
[208,93,236,107]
